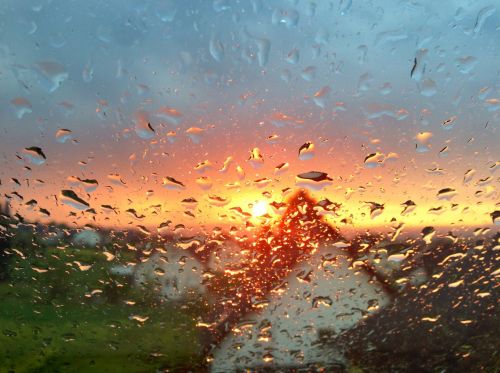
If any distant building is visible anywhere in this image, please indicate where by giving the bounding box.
[72,229,102,247]
[211,243,391,371]
[134,246,206,301]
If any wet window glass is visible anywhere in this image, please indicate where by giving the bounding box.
[0,1,498,371]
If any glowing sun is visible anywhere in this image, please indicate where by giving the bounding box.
[252,201,268,217]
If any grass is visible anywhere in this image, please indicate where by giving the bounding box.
[0,245,206,372]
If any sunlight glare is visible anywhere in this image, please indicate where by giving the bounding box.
[252,201,268,217]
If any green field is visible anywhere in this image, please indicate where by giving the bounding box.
[0,245,206,372]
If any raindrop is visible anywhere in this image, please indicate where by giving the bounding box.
[295,171,333,191]
[298,142,315,160]
[463,169,475,183]
[163,176,186,190]
[134,110,155,139]
[490,210,500,225]
[421,226,435,244]
[437,188,457,200]
[107,174,126,186]
[419,79,437,97]
[401,200,416,215]
[60,190,89,210]
[181,198,198,210]
[312,296,332,308]
[10,97,32,118]
[339,0,352,15]
[442,115,457,130]
[194,160,213,174]
[34,61,68,92]
[213,0,230,12]
[274,162,289,175]
[23,147,46,165]
[415,132,432,153]
[82,61,94,83]
[209,36,225,62]
[364,152,385,168]
[207,195,230,206]
[470,6,496,36]
[247,148,264,169]
[455,56,477,74]
[196,177,213,190]
[253,178,272,188]
[357,72,373,93]
[365,201,384,219]
[301,66,316,81]
[270,112,304,127]
[313,86,330,108]
[255,38,271,67]
[157,106,182,125]
[379,82,392,95]
[314,29,330,46]
[186,127,204,144]
[55,128,73,143]
[271,8,299,28]
[285,48,300,64]
[219,156,233,173]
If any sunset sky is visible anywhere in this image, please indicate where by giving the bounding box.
[0,0,498,235]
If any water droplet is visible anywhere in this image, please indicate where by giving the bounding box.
[270,112,304,127]
[255,38,271,67]
[107,174,126,186]
[295,171,333,191]
[436,188,457,200]
[419,79,437,97]
[207,195,230,206]
[298,142,315,160]
[213,0,230,12]
[365,201,384,219]
[23,147,46,165]
[272,8,299,28]
[82,61,94,83]
[186,127,204,144]
[196,177,213,190]
[274,162,289,175]
[364,152,385,168]
[60,190,90,210]
[181,198,198,210]
[194,160,213,174]
[415,132,433,153]
[421,226,435,244]
[455,56,477,74]
[357,72,373,93]
[219,156,233,173]
[55,128,73,143]
[129,315,149,324]
[10,97,32,118]
[442,115,457,130]
[34,61,68,92]
[209,36,225,62]
[312,296,332,308]
[313,86,330,108]
[285,48,300,64]
[163,176,186,190]
[134,110,155,139]
[301,66,316,81]
[248,148,264,169]
[401,200,416,215]
[490,210,500,225]
[157,106,182,125]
